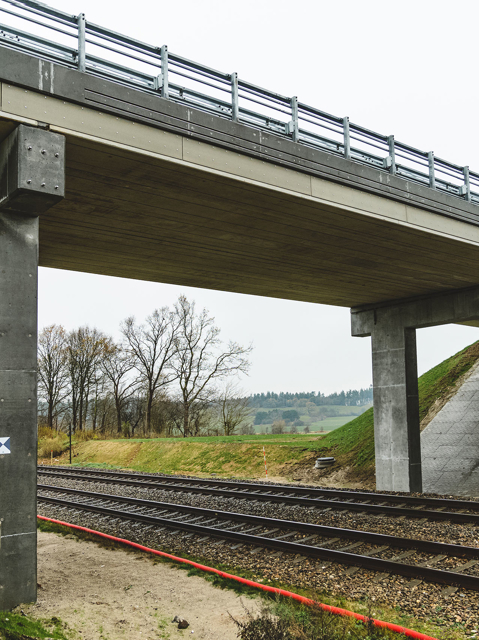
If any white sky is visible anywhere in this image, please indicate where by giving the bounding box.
[35,0,479,394]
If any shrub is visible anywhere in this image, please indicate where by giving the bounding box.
[230,599,395,640]
[38,435,68,458]
[38,425,58,439]
[74,430,99,442]
[230,602,294,640]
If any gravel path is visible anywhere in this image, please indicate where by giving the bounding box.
[38,475,479,632]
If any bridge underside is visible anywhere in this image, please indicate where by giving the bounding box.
[32,134,479,306]
[1,89,479,308]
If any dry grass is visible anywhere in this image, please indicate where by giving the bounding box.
[38,434,68,458]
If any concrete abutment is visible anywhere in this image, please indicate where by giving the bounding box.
[352,287,479,494]
[0,125,64,610]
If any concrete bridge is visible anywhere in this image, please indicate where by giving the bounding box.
[1,0,479,609]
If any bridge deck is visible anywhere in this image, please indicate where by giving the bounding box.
[1,47,479,307]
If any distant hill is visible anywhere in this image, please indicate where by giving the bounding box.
[248,388,372,409]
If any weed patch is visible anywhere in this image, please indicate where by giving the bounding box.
[0,611,69,640]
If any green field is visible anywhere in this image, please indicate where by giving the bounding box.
[252,404,369,433]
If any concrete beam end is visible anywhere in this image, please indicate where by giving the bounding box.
[350,308,374,337]
[0,125,65,216]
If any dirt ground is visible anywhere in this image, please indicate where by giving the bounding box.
[22,532,259,640]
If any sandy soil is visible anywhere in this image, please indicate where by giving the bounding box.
[21,532,259,640]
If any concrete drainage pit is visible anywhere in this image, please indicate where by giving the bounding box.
[314,457,335,470]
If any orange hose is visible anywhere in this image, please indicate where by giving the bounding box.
[37,515,438,640]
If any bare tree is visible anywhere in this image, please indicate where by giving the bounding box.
[173,296,252,437]
[37,325,69,429]
[101,342,138,434]
[271,419,286,434]
[67,327,111,432]
[217,383,253,436]
[121,308,180,432]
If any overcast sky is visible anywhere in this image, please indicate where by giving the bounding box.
[33,0,479,394]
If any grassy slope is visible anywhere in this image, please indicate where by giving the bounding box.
[317,341,479,473]
[64,433,328,478]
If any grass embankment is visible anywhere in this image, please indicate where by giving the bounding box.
[51,433,329,479]
[316,341,479,478]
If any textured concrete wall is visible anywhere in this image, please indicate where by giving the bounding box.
[422,362,479,496]
[0,211,38,609]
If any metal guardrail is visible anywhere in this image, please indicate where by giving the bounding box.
[1,0,478,207]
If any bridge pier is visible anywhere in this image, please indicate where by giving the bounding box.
[351,287,479,493]
[0,125,64,610]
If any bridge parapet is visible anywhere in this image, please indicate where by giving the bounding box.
[0,0,478,210]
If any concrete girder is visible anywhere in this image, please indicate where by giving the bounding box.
[351,287,479,493]
[0,125,65,610]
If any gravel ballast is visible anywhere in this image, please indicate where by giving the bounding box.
[37,474,479,632]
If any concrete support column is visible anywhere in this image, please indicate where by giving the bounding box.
[371,320,421,492]
[352,286,479,494]
[0,212,39,608]
[0,125,64,610]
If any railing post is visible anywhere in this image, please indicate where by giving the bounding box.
[343,117,351,160]
[462,166,471,201]
[387,135,396,174]
[428,152,435,189]
[160,45,169,99]
[290,96,299,142]
[77,13,86,72]
[231,72,239,122]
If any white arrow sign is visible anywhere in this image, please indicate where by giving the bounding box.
[0,437,11,455]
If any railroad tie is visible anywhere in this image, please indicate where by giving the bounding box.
[272,531,298,541]
[320,537,341,548]
[344,545,390,575]
[337,541,364,552]
[407,557,446,590]
[292,555,309,565]
[241,526,263,535]
[297,535,320,545]
[250,531,280,554]
[453,559,479,573]
[373,550,416,582]
[441,586,458,597]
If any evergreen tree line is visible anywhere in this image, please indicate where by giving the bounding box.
[248,388,373,409]
[38,295,252,438]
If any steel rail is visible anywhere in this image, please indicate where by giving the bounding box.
[37,487,479,591]
[0,0,478,210]
[38,466,479,510]
[37,483,479,560]
[37,467,479,523]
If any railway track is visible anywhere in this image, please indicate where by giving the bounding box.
[38,465,479,524]
[38,483,479,591]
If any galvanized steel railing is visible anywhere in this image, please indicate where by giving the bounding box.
[1,0,478,206]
